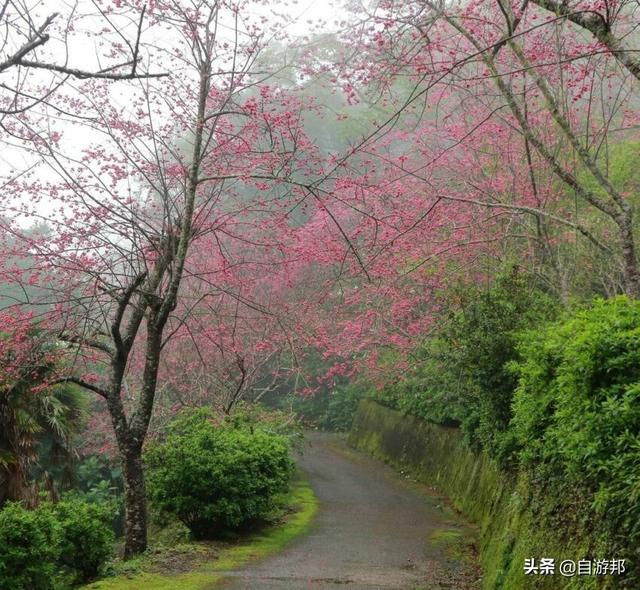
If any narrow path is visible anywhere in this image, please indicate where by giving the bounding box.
[221,432,479,590]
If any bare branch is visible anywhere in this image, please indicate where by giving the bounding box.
[531,0,640,81]
[51,376,110,399]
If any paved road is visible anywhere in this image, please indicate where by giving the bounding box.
[221,432,479,590]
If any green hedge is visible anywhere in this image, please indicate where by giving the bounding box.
[510,296,640,585]
[0,498,114,589]
[55,497,115,583]
[145,408,295,539]
[0,502,60,590]
[364,293,640,588]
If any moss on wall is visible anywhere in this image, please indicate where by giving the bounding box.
[349,399,618,590]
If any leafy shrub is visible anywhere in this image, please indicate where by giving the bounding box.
[375,335,468,427]
[75,454,123,497]
[0,497,114,589]
[222,402,305,451]
[373,269,557,464]
[54,497,115,582]
[72,454,125,536]
[511,297,640,564]
[145,408,295,539]
[320,381,367,431]
[443,271,557,461]
[0,501,60,590]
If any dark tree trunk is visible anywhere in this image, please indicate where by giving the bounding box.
[618,212,640,298]
[109,325,164,559]
[122,445,147,558]
[106,369,150,559]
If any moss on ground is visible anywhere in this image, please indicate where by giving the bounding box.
[82,477,318,590]
[428,528,471,562]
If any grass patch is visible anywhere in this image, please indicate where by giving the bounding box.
[428,528,474,561]
[82,476,318,590]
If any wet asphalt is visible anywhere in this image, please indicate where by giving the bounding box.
[220,431,479,590]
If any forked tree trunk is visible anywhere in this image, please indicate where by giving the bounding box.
[103,59,208,559]
[108,324,166,558]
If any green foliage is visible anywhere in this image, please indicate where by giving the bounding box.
[276,391,329,428]
[275,381,367,432]
[578,140,640,205]
[55,497,115,582]
[557,139,640,298]
[0,322,89,506]
[0,378,88,505]
[76,455,123,496]
[447,271,557,462]
[71,454,124,536]
[0,497,115,589]
[0,501,60,590]
[82,479,318,590]
[375,334,468,428]
[511,296,640,582]
[321,381,367,431]
[222,402,305,451]
[360,287,640,585]
[375,269,558,465]
[145,408,295,539]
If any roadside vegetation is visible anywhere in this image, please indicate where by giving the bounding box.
[315,274,640,588]
[82,477,317,590]
[0,402,307,589]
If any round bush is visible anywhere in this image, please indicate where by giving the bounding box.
[0,502,60,590]
[145,409,295,539]
[55,497,115,582]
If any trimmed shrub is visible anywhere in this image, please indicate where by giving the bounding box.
[145,408,295,539]
[0,502,60,590]
[55,497,115,582]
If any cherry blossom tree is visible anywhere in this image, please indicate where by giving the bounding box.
[1,0,164,116]
[256,0,640,391]
[0,0,325,557]
[2,0,637,562]
[531,0,640,81]
[330,0,640,300]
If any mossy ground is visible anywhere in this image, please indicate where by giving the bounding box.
[82,477,318,590]
[428,528,475,562]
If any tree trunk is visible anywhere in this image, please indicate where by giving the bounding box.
[122,445,147,558]
[618,214,640,298]
[3,462,26,504]
[105,324,166,558]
